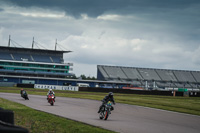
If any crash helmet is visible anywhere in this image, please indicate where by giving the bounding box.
[108,92,113,97]
[49,89,53,93]
[21,89,24,91]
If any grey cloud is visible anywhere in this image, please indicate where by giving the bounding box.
[1,0,200,76]
[2,0,200,18]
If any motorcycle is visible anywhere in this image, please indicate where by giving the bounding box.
[21,91,29,100]
[99,101,112,120]
[48,94,55,106]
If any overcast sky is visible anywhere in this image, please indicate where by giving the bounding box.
[0,0,200,77]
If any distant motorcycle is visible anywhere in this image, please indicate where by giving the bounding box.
[48,94,55,106]
[99,101,112,120]
[21,91,29,100]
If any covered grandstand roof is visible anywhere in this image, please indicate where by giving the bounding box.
[0,46,72,54]
[0,45,73,63]
[97,65,200,84]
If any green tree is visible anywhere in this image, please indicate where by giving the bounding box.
[79,74,96,80]
[80,74,87,79]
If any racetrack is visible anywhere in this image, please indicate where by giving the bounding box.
[0,93,200,133]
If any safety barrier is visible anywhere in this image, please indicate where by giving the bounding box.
[0,82,15,87]
[17,83,34,88]
[34,84,79,91]
[79,87,189,96]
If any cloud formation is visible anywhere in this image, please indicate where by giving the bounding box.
[0,0,200,77]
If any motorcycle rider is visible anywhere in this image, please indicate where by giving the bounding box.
[20,89,27,97]
[98,92,115,113]
[47,89,55,101]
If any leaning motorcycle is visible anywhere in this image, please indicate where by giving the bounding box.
[99,101,112,120]
[21,91,29,100]
[48,94,55,106]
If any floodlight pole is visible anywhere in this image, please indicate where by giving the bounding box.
[55,39,57,51]
[32,37,34,49]
[8,35,11,47]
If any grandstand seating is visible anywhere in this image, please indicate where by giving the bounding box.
[173,71,196,82]
[31,54,52,63]
[137,69,161,81]
[190,83,198,88]
[155,70,177,82]
[121,67,143,80]
[103,66,128,79]
[0,50,63,63]
[12,53,33,61]
[191,71,200,82]
[97,65,200,89]
[0,52,12,60]
[50,56,62,63]
[0,69,72,77]
[184,83,192,88]
[0,69,15,73]
[97,66,110,80]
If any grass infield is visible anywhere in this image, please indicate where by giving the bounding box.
[0,97,114,133]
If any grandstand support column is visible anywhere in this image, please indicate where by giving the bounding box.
[145,81,148,90]
[153,81,156,90]
[172,88,176,97]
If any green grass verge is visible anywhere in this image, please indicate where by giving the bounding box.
[0,98,114,133]
[1,87,200,116]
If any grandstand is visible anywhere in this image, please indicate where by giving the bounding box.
[97,65,200,89]
[1,37,200,91]
[0,45,75,84]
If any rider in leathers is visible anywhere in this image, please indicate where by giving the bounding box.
[98,92,115,113]
[20,89,27,97]
[47,89,55,101]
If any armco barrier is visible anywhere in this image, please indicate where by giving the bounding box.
[0,82,15,87]
[79,87,185,96]
[17,84,34,88]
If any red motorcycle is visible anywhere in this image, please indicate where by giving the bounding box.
[48,94,55,106]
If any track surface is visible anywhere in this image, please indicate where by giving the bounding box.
[0,93,200,133]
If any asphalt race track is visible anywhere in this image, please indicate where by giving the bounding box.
[1,93,200,133]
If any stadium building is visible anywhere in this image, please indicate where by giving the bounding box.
[0,37,76,85]
[0,39,127,88]
[97,65,200,90]
[0,37,200,92]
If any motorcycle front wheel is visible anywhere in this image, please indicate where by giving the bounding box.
[104,111,109,120]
